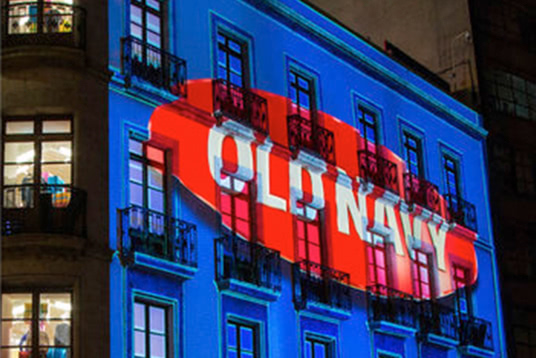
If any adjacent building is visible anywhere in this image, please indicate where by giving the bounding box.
[2,0,507,357]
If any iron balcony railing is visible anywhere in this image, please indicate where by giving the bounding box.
[460,316,493,351]
[213,79,269,135]
[121,36,187,97]
[2,184,87,237]
[358,150,400,194]
[287,114,335,164]
[214,234,281,292]
[403,173,441,214]
[293,260,351,311]
[367,284,418,328]
[444,194,477,231]
[118,206,197,267]
[419,300,459,341]
[2,2,85,48]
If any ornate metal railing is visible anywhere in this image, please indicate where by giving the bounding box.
[2,2,85,48]
[118,206,197,267]
[287,114,335,164]
[214,234,281,291]
[460,316,493,351]
[444,194,477,231]
[293,260,351,311]
[358,150,400,194]
[213,79,269,135]
[367,284,417,328]
[403,173,441,214]
[2,184,86,237]
[419,300,459,341]
[121,36,187,97]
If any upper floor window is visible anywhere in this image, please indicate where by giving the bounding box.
[128,137,166,215]
[402,131,424,177]
[1,291,72,358]
[130,0,164,67]
[134,299,169,358]
[217,31,248,88]
[442,155,461,198]
[412,250,433,299]
[296,202,322,265]
[366,233,389,287]
[453,265,471,315]
[219,172,252,239]
[305,337,332,358]
[289,70,315,120]
[227,320,257,358]
[3,118,72,208]
[6,0,75,35]
[357,106,378,147]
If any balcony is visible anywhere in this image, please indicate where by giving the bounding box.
[287,114,335,164]
[2,2,85,48]
[213,79,269,135]
[121,36,187,97]
[293,260,351,317]
[367,284,417,335]
[118,206,197,275]
[419,300,459,345]
[403,173,441,214]
[215,234,281,299]
[460,316,493,353]
[358,150,400,194]
[444,194,477,231]
[2,184,86,237]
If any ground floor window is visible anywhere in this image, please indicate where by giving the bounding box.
[133,300,169,358]
[1,290,72,358]
[227,320,257,358]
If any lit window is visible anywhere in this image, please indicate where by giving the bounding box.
[289,70,315,121]
[7,0,75,35]
[296,202,322,265]
[412,250,432,299]
[130,0,164,68]
[134,300,169,358]
[305,337,331,358]
[219,173,252,239]
[402,131,424,177]
[366,233,389,287]
[1,291,72,358]
[2,118,72,209]
[227,320,257,358]
[217,31,248,88]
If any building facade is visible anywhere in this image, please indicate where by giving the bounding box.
[2,0,506,357]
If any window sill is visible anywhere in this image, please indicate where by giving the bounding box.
[217,278,281,302]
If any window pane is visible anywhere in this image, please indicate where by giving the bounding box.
[134,331,146,356]
[148,189,164,213]
[227,323,237,348]
[39,293,71,320]
[146,146,164,164]
[39,321,70,346]
[130,160,143,183]
[130,182,143,206]
[150,334,166,358]
[148,167,163,189]
[314,342,326,358]
[42,120,71,134]
[149,306,165,333]
[41,164,71,185]
[130,5,142,25]
[3,164,33,186]
[1,321,32,346]
[146,0,160,11]
[129,139,143,155]
[5,121,34,135]
[146,13,160,34]
[2,293,32,319]
[134,303,145,330]
[41,141,72,163]
[240,327,253,351]
[4,142,34,163]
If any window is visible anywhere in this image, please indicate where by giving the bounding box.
[219,172,252,239]
[442,154,461,198]
[2,118,72,208]
[453,265,471,315]
[227,320,257,358]
[289,70,315,121]
[515,152,535,195]
[1,291,72,358]
[7,0,75,35]
[134,300,169,358]
[130,0,164,67]
[366,233,389,287]
[305,337,331,358]
[217,31,248,88]
[128,137,166,215]
[402,131,424,177]
[412,250,433,299]
[296,202,322,265]
[357,106,378,148]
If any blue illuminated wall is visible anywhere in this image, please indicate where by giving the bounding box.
[107,0,506,357]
